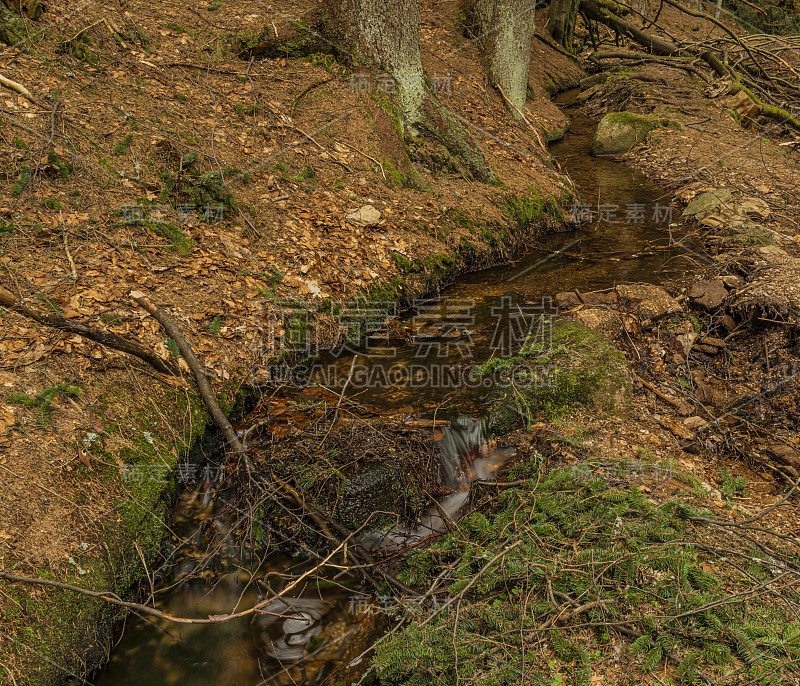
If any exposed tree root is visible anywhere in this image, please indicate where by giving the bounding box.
[0,285,180,376]
[131,291,254,476]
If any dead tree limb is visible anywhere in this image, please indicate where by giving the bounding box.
[659,0,774,84]
[0,73,31,98]
[0,536,351,624]
[130,292,253,476]
[589,50,711,81]
[0,285,180,376]
[580,0,682,55]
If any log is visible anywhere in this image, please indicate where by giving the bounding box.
[580,0,682,55]
[0,286,180,376]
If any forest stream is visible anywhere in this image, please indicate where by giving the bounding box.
[95,90,703,686]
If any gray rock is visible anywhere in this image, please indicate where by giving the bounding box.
[682,188,734,220]
[346,205,381,225]
[590,112,678,155]
[721,219,773,247]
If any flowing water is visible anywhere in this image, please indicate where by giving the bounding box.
[96,91,701,685]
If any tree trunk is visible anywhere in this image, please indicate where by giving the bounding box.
[3,0,42,18]
[324,0,494,181]
[470,0,537,118]
[548,0,580,51]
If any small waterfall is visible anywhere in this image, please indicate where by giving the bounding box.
[363,416,515,550]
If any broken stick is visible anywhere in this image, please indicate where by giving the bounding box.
[130,292,253,476]
[0,285,180,376]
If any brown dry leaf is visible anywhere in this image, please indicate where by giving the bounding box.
[78,449,92,470]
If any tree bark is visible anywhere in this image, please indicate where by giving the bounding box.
[2,0,43,19]
[469,0,537,118]
[548,0,580,51]
[324,0,494,181]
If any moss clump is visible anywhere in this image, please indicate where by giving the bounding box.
[113,134,134,156]
[503,186,561,231]
[481,319,632,429]
[10,382,212,686]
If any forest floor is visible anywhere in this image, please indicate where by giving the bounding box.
[0,0,799,683]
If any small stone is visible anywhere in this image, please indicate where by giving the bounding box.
[683,416,708,430]
[616,283,682,321]
[699,336,724,348]
[574,307,622,337]
[718,314,736,331]
[346,205,381,225]
[737,197,770,220]
[554,291,582,308]
[721,275,742,289]
[693,344,719,354]
[687,279,728,311]
[682,188,734,220]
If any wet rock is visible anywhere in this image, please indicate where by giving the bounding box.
[573,307,623,337]
[336,462,405,530]
[721,219,774,247]
[616,283,682,321]
[682,187,734,220]
[591,112,677,155]
[346,204,381,225]
[554,291,582,308]
[688,279,728,311]
[554,290,618,309]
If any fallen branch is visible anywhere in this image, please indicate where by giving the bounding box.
[0,534,353,624]
[633,371,684,409]
[580,0,682,55]
[130,292,253,476]
[588,49,711,81]
[0,73,31,98]
[496,84,547,151]
[0,286,180,376]
[659,0,773,84]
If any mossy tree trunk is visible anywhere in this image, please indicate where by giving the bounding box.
[0,0,43,46]
[548,0,580,51]
[467,0,537,118]
[323,0,495,182]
